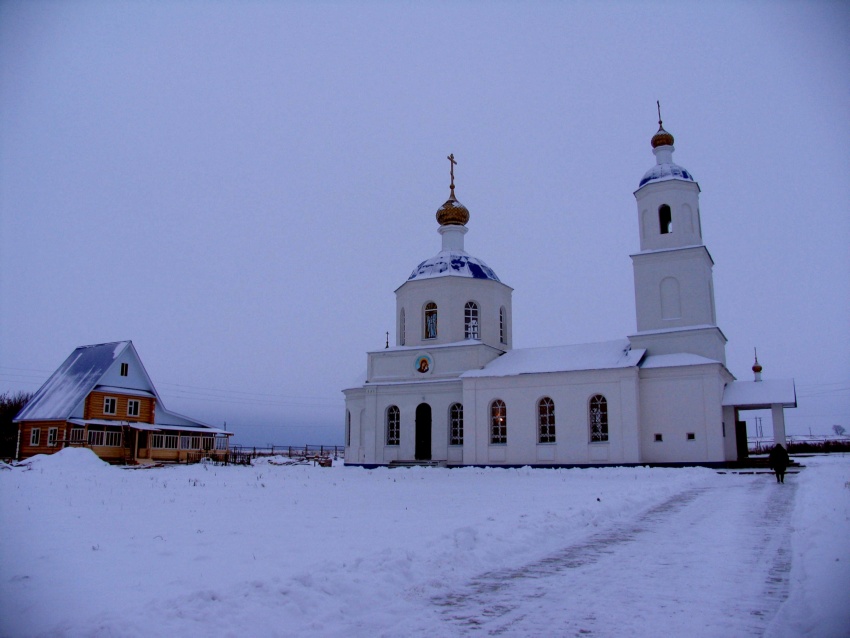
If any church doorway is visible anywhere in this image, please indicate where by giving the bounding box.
[415,403,432,460]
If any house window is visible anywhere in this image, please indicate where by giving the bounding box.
[151,434,178,449]
[215,436,228,450]
[490,399,507,444]
[538,397,556,443]
[400,309,405,346]
[88,430,105,446]
[589,395,608,442]
[655,433,663,442]
[499,307,507,344]
[70,428,84,442]
[687,432,696,440]
[120,362,129,376]
[127,400,140,417]
[30,428,41,446]
[180,436,201,450]
[105,431,122,447]
[424,302,438,339]
[48,427,58,447]
[103,397,117,415]
[464,302,479,339]
[449,403,463,446]
[659,204,672,234]
[386,405,400,446]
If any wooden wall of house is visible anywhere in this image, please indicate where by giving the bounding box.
[85,392,155,423]
[17,421,67,459]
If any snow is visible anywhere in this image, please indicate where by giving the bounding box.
[462,339,645,378]
[1,449,847,637]
[408,250,501,282]
[723,379,798,408]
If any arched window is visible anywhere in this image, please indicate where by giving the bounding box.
[386,405,400,446]
[589,395,608,442]
[346,410,351,447]
[659,204,672,234]
[490,399,507,444]
[538,397,556,443]
[464,302,479,340]
[499,307,507,344]
[424,302,438,339]
[399,308,405,346]
[449,403,463,446]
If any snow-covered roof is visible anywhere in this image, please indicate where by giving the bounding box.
[15,342,132,421]
[640,353,721,368]
[408,250,500,282]
[69,418,161,431]
[638,162,696,188]
[93,385,155,398]
[462,339,645,378]
[722,379,797,408]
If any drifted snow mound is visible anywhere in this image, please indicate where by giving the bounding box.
[22,447,110,471]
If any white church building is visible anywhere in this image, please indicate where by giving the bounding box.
[343,117,796,468]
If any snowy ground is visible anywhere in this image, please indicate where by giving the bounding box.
[1,451,848,637]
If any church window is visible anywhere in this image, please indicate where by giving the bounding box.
[400,309,406,346]
[490,399,507,444]
[499,307,507,344]
[424,303,438,339]
[464,302,479,340]
[589,395,608,442]
[538,397,556,443]
[659,204,672,234]
[449,403,463,445]
[386,405,400,446]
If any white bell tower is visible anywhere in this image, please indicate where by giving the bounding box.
[629,106,727,365]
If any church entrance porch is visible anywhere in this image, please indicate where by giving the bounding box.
[415,403,432,460]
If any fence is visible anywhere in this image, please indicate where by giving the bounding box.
[185,444,344,466]
[748,435,850,455]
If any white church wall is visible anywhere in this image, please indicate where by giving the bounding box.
[635,179,702,252]
[395,277,513,350]
[367,342,503,384]
[463,368,642,466]
[637,365,730,464]
[632,247,716,332]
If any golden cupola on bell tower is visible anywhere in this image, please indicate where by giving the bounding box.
[435,153,470,227]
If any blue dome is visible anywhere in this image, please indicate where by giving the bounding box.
[408,251,500,282]
[639,162,695,188]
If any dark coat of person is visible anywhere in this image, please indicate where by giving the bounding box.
[769,444,790,472]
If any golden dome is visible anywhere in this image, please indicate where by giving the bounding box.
[436,190,470,226]
[651,125,675,148]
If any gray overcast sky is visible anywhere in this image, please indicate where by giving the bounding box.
[1,1,848,446]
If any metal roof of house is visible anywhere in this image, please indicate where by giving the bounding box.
[15,342,133,421]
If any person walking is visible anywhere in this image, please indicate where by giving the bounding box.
[768,443,790,483]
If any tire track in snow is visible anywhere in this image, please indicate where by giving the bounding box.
[433,478,797,637]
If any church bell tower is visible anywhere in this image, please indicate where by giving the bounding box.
[629,106,727,365]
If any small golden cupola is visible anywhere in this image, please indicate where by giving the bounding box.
[651,100,675,148]
[436,153,470,226]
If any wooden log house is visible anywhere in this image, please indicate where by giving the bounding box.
[13,341,231,464]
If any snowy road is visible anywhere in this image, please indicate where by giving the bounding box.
[431,479,796,637]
